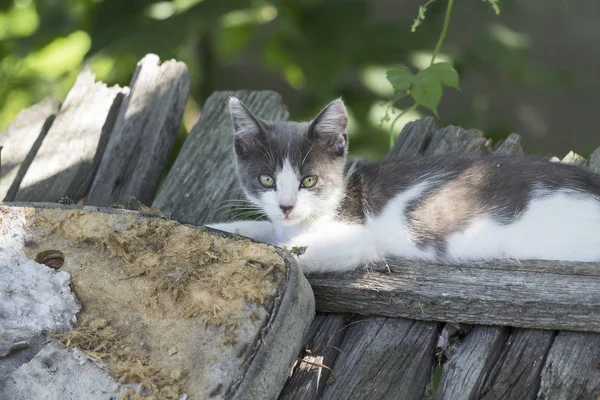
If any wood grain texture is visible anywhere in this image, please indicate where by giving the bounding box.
[479,328,556,400]
[436,326,508,400]
[423,125,492,155]
[319,317,442,400]
[308,258,600,333]
[152,90,289,225]
[0,97,61,201]
[586,147,600,174]
[278,314,351,400]
[538,331,600,400]
[387,116,437,160]
[13,68,127,202]
[87,54,191,207]
[493,133,524,156]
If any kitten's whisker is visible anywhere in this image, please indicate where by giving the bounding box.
[214,204,259,213]
[224,208,264,216]
[216,200,257,207]
[214,198,251,209]
[255,145,274,167]
[226,213,267,223]
[301,143,315,167]
[257,141,276,169]
[263,138,277,169]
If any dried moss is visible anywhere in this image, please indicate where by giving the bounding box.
[29,210,284,326]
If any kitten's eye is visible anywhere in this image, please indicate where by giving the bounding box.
[301,175,318,188]
[259,174,275,187]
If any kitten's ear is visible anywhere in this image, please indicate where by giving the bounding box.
[308,98,348,156]
[229,97,264,157]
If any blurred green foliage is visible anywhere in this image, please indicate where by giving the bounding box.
[0,0,572,160]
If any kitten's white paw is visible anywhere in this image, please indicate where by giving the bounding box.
[282,238,358,273]
[204,221,275,243]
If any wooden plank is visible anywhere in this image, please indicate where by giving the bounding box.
[318,317,442,400]
[587,147,600,174]
[13,68,127,203]
[538,331,600,399]
[387,116,437,160]
[86,54,191,207]
[478,328,555,400]
[436,326,508,399]
[493,133,524,156]
[152,90,289,225]
[307,260,600,333]
[278,314,351,400]
[586,146,600,173]
[0,97,61,201]
[423,125,492,155]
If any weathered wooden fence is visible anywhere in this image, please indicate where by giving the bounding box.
[1,54,600,399]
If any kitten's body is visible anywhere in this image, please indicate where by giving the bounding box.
[208,98,600,273]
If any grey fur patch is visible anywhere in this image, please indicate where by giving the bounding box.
[339,154,600,256]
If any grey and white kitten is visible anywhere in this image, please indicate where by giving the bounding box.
[208,97,600,273]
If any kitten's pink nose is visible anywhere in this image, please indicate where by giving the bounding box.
[280,204,294,217]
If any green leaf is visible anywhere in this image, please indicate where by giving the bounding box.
[411,80,442,116]
[419,62,460,89]
[386,67,414,93]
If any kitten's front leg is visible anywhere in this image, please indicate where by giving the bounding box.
[284,222,377,273]
[205,220,275,243]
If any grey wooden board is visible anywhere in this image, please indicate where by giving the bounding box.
[387,116,437,160]
[278,314,351,400]
[587,147,600,174]
[479,328,556,400]
[538,331,600,400]
[13,68,127,202]
[493,133,524,156]
[152,90,289,225]
[0,97,61,202]
[318,317,442,400]
[423,124,492,155]
[0,339,124,400]
[308,258,600,333]
[436,326,508,400]
[87,54,191,207]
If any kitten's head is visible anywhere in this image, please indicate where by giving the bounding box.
[229,97,348,226]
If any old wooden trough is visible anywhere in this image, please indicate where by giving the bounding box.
[1,54,599,399]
